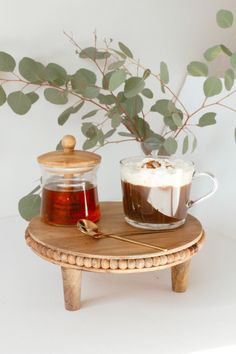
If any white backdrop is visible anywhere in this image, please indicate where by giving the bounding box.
[1,1,236,354]
[1,0,236,227]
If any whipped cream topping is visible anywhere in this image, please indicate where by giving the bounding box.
[121,157,194,187]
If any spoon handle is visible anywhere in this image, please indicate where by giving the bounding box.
[105,234,167,252]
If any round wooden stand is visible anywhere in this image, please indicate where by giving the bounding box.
[25,202,205,311]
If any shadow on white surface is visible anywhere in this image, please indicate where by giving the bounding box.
[0,217,235,354]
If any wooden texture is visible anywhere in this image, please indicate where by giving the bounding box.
[25,201,205,310]
[26,201,205,273]
[37,134,101,168]
[61,267,82,310]
[171,260,190,292]
[28,202,204,259]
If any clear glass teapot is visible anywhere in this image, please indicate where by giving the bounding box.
[38,135,101,226]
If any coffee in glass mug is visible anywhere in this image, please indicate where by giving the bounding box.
[120,156,217,230]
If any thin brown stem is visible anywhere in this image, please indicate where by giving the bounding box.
[21,83,30,91]
[216,102,236,113]
[0,77,109,112]
[127,57,189,116]
[93,138,136,152]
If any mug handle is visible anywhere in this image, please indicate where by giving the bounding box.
[187,172,218,208]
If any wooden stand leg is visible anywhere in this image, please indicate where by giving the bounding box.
[61,267,82,311]
[171,260,190,292]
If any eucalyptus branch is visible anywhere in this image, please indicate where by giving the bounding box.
[0,76,109,112]
[126,56,189,116]
[217,102,236,113]
[93,138,136,152]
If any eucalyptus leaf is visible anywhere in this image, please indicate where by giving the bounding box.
[163,137,178,155]
[143,69,151,80]
[111,49,126,59]
[108,69,126,91]
[187,61,208,77]
[26,92,39,104]
[82,86,100,99]
[141,88,153,99]
[204,45,222,61]
[19,57,46,83]
[104,128,116,139]
[130,117,153,140]
[83,137,98,150]
[124,77,145,98]
[7,91,32,115]
[182,135,189,154]
[151,99,176,116]
[98,94,116,105]
[79,47,96,59]
[71,70,88,91]
[79,47,110,60]
[111,113,122,128]
[76,68,96,84]
[143,135,164,151]
[203,77,222,97]
[118,132,135,137]
[119,95,143,118]
[18,193,41,221]
[96,52,111,60]
[102,71,114,90]
[172,112,182,127]
[57,106,73,126]
[46,63,67,85]
[56,140,63,150]
[97,129,105,145]
[192,136,197,152]
[81,109,98,119]
[71,69,97,98]
[221,45,232,56]
[161,82,165,93]
[72,101,85,113]
[81,122,92,135]
[224,68,234,91]
[108,60,125,70]
[160,61,169,84]
[0,85,6,106]
[164,116,178,131]
[0,51,16,72]
[216,9,233,28]
[29,185,41,195]
[44,88,68,105]
[81,122,98,138]
[118,42,133,58]
[230,52,236,69]
[198,112,216,127]
[58,101,84,125]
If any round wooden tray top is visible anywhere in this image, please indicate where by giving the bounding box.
[25,202,205,273]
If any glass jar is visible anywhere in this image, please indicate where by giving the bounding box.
[38,135,101,226]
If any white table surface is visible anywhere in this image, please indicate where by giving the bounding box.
[0,215,235,354]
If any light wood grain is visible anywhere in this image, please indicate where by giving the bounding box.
[171,260,190,292]
[61,267,82,311]
[25,229,205,274]
[28,202,203,259]
[25,202,206,310]
[37,134,101,168]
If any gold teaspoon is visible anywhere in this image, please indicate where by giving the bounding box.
[77,219,167,252]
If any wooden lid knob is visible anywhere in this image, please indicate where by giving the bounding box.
[62,135,76,153]
[37,134,101,169]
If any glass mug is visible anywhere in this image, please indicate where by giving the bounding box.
[120,156,218,230]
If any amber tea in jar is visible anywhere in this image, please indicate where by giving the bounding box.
[38,135,101,226]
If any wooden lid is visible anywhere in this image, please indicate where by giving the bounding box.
[37,135,101,168]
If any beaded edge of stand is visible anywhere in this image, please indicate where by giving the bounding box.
[25,230,205,271]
